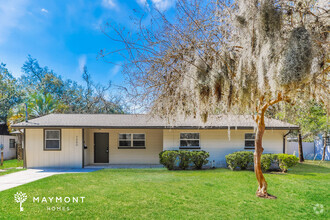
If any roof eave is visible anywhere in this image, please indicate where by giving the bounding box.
[11,125,300,130]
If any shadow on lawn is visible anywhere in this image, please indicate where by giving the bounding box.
[289,162,330,175]
[255,162,330,176]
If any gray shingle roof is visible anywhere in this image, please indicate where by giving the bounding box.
[12,114,299,130]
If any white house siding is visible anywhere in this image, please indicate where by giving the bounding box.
[163,129,286,167]
[25,129,82,168]
[0,135,17,160]
[84,129,163,165]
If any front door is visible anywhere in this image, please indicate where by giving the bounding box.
[94,133,109,163]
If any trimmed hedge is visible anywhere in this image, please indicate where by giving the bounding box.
[191,151,210,169]
[225,151,254,170]
[261,154,278,172]
[226,151,298,172]
[159,150,178,170]
[159,150,209,170]
[277,153,299,172]
[178,151,192,170]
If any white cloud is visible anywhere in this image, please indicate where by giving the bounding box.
[152,0,176,11]
[109,64,121,77]
[136,0,148,7]
[136,0,175,11]
[78,55,87,73]
[102,0,117,9]
[41,8,48,13]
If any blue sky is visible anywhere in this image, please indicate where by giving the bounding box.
[0,0,176,87]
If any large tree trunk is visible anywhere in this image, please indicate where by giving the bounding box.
[321,133,327,161]
[255,117,267,197]
[254,93,289,199]
[298,133,304,162]
[254,113,276,199]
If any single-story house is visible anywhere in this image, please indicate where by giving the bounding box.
[12,114,299,168]
[0,122,18,160]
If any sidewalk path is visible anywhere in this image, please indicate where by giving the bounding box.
[0,168,101,192]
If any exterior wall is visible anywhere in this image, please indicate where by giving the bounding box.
[25,127,287,168]
[0,135,17,160]
[163,129,286,167]
[25,129,83,168]
[84,129,163,165]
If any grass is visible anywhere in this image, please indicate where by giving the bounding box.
[0,160,329,219]
[0,159,24,176]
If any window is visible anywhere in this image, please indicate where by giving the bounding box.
[180,133,200,148]
[9,139,15,148]
[44,130,61,150]
[245,133,255,149]
[118,133,145,148]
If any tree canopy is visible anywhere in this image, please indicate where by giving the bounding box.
[277,101,329,141]
[2,56,126,125]
[101,0,329,198]
[101,0,328,121]
[0,63,22,121]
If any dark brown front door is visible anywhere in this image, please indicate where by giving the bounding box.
[94,133,109,163]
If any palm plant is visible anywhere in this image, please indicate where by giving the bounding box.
[28,92,59,117]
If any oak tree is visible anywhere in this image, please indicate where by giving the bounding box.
[101,0,329,198]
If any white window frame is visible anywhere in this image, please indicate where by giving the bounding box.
[118,133,146,148]
[44,129,61,151]
[9,139,15,148]
[179,132,200,148]
[244,133,255,149]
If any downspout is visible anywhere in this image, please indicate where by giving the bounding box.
[23,129,26,168]
[283,130,291,153]
[82,128,84,168]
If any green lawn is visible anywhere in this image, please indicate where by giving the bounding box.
[0,159,24,176]
[0,161,329,219]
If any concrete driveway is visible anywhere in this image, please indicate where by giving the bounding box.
[0,168,101,192]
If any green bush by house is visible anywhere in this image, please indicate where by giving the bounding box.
[260,153,278,172]
[277,153,299,172]
[159,150,209,170]
[159,150,179,170]
[225,151,254,170]
[178,151,192,170]
[191,150,210,169]
[225,151,298,172]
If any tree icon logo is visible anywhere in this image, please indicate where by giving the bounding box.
[313,204,324,215]
[14,192,27,212]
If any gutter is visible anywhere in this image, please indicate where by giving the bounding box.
[11,125,300,130]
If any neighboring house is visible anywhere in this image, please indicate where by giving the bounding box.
[12,114,299,168]
[0,122,18,160]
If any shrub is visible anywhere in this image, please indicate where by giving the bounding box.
[160,150,210,170]
[159,150,179,170]
[277,154,299,172]
[225,151,254,170]
[178,151,193,170]
[261,154,273,172]
[191,150,209,169]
